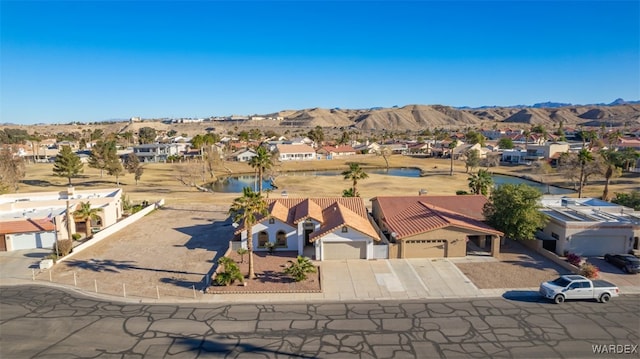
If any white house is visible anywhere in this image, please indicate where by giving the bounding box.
[0,187,124,251]
[233,197,381,260]
[230,148,257,162]
[537,197,640,257]
[275,144,317,161]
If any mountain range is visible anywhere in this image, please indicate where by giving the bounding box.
[268,100,640,131]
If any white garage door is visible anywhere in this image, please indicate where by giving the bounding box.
[570,236,626,256]
[10,233,56,251]
[323,242,366,260]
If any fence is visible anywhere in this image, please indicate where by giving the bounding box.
[57,199,165,264]
[32,266,204,301]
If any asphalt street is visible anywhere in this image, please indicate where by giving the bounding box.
[1,285,638,358]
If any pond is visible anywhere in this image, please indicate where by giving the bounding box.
[209,168,575,194]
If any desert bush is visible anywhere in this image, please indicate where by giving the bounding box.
[566,253,582,267]
[579,262,599,279]
[54,239,73,257]
[71,233,82,241]
[284,256,317,282]
[236,248,248,263]
[214,257,243,286]
[264,242,275,254]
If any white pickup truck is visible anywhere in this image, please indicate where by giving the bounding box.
[539,275,619,304]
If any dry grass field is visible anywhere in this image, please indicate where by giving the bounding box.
[17,154,639,208]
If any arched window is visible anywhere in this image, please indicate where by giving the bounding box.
[276,231,287,247]
[258,231,269,248]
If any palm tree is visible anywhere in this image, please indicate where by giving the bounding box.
[73,201,102,239]
[248,146,273,193]
[448,140,458,176]
[342,163,369,197]
[284,255,317,282]
[468,169,493,196]
[599,150,622,201]
[228,187,268,279]
[577,149,594,198]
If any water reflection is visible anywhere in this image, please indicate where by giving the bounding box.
[209,168,574,194]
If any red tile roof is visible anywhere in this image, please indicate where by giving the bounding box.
[0,218,55,235]
[372,196,502,239]
[235,197,378,241]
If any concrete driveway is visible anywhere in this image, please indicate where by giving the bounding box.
[0,248,51,283]
[586,256,640,290]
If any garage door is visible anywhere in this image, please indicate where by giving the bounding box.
[323,242,366,260]
[569,236,626,256]
[9,233,56,251]
[403,239,446,258]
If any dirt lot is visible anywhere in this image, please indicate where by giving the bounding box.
[455,240,572,289]
[36,204,233,300]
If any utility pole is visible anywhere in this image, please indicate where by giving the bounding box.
[66,200,73,240]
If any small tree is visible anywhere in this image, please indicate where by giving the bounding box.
[284,256,317,282]
[448,140,458,176]
[483,184,548,241]
[53,145,84,185]
[468,169,493,196]
[497,137,514,149]
[342,163,369,197]
[106,158,125,186]
[464,149,480,173]
[125,153,143,185]
[215,257,243,286]
[73,201,102,239]
[0,146,25,193]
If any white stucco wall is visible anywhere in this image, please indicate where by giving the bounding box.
[249,220,298,251]
[543,217,635,256]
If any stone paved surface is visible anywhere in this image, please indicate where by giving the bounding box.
[1,285,638,358]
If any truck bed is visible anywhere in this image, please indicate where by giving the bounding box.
[592,280,616,288]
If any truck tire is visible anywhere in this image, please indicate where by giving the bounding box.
[600,293,611,303]
[554,294,565,304]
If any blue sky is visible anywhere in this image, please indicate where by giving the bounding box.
[1,1,639,124]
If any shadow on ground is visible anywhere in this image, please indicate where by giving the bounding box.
[502,290,549,303]
[64,258,205,276]
[177,337,313,358]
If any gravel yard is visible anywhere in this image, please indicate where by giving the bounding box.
[455,240,571,289]
[207,251,321,294]
[36,204,232,300]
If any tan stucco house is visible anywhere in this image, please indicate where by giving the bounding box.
[371,195,503,258]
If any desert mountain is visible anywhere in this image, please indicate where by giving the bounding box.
[272,103,640,130]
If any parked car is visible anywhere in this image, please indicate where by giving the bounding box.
[539,275,619,304]
[604,254,640,274]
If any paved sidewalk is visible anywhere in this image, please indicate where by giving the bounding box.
[3,250,639,304]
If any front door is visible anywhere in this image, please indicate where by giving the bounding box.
[0,234,6,251]
[304,229,313,246]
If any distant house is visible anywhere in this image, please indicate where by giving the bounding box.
[536,197,639,256]
[233,197,381,260]
[276,144,317,161]
[230,148,257,162]
[132,143,182,163]
[371,195,502,259]
[316,145,357,158]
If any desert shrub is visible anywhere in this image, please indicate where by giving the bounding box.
[284,256,317,282]
[456,190,469,195]
[579,262,599,279]
[566,253,582,267]
[54,239,73,257]
[214,257,243,286]
[264,242,275,254]
[236,248,248,263]
[71,233,82,241]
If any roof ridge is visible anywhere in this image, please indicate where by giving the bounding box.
[418,202,451,225]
